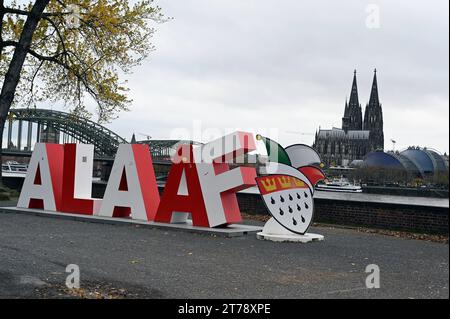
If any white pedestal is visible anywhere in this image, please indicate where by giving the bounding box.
[257,217,324,243]
[257,232,324,243]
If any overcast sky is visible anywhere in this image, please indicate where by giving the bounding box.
[101,0,448,153]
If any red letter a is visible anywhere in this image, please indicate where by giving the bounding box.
[154,145,209,227]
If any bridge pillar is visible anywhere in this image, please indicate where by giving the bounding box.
[27,121,32,151]
[7,118,13,149]
[17,120,23,151]
[36,123,41,143]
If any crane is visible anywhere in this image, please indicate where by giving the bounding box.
[138,133,152,141]
[284,130,315,136]
[284,130,316,144]
[391,139,397,152]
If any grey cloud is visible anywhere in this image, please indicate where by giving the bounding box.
[104,0,448,152]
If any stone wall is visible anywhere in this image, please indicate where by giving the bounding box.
[238,193,448,235]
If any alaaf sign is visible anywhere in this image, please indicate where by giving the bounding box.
[17,131,256,228]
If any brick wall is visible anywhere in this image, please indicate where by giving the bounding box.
[237,193,449,235]
[313,199,448,234]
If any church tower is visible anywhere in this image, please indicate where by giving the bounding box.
[342,70,363,132]
[364,69,384,150]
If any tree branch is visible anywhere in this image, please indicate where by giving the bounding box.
[1,40,64,61]
[28,60,44,105]
[4,6,71,17]
[42,16,68,63]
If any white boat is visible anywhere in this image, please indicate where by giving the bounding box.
[2,161,103,181]
[2,161,28,178]
[316,178,363,193]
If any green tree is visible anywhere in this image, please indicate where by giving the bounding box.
[0,0,165,183]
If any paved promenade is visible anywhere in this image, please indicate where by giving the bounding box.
[0,208,448,299]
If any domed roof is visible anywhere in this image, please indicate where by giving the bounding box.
[363,151,405,170]
[400,149,434,175]
[423,149,448,172]
[400,148,447,175]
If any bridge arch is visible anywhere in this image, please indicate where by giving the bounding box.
[5,108,127,158]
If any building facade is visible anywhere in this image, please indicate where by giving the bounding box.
[313,69,384,167]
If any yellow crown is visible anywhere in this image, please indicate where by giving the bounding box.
[261,178,277,192]
[278,176,292,189]
[294,179,305,187]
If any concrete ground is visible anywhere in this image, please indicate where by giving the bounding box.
[0,206,448,299]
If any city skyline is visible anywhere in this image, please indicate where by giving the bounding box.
[35,0,449,153]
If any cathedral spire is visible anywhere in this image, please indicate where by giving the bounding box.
[344,97,349,116]
[348,69,359,108]
[342,69,363,131]
[364,68,384,151]
[130,133,137,143]
[368,68,380,107]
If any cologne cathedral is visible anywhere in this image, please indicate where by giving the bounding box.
[313,69,384,167]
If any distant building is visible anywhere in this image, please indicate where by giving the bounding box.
[313,69,384,167]
[362,147,449,181]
